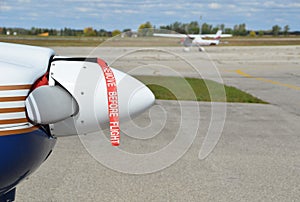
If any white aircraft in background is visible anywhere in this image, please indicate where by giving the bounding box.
[154,30,232,52]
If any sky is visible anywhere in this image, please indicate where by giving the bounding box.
[0,0,299,31]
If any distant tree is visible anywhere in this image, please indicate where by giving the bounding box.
[249,31,256,37]
[138,21,153,36]
[112,29,121,37]
[224,28,233,34]
[167,21,185,33]
[159,21,233,35]
[159,25,169,31]
[283,25,290,36]
[64,28,71,36]
[187,21,199,34]
[240,24,247,35]
[233,23,247,36]
[211,26,219,34]
[201,23,213,34]
[48,29,57,36]
[138,21,152,30]
[0,27,5,35]
[258,30,264,37]
[83,27,96,36]
[98,29,108,37]
[272,25,281,36]
[30,27,37,35]
[123,28,131,33]
[219,24,225,32]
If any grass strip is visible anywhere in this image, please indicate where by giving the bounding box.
[134,76,268,104]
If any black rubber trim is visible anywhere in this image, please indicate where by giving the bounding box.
[51,57,98,63]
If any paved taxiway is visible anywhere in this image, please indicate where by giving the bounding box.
[17,46,300,201]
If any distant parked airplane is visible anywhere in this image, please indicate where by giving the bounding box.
[154,30,232,51]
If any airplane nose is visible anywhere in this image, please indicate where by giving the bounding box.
[45,60,155,137]
[111,69,155,121]
[129,84,155,117]
[118,72,155,120]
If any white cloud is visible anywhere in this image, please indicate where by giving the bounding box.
[28,12,38,17]
[274,18,285,23]
[113,9,139,14]
[263,1,276,7]
[88,13,100,17]
[75,7,93,12]
[0,5,12,11]
[291,3,300,8]
[208,3,221,9]
[174,4,184,9]
[164,11,176,16]
[262,1,300,9]
[18,0,31,3]
[245,13,252,17]
[0,1,13,11]
[228,4,237,9]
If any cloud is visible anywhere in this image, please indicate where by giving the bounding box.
[163,11,176,16]
[28,12,39,17]
[0,1,12,11]
[0,5,12,11]
[227,4,237,9]
[18,0,31,3]
[262,1,300,9]
[75,7,93,12]
[113,9,139,14]
[208,3,221,9]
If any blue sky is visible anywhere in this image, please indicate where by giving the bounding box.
[0,0,299,31]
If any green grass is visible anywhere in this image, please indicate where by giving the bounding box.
[134,76,268,104]
[0,36,107,47]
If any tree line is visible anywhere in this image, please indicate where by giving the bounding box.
[0,21,298,37]
[157,21,294,36]
[0,27,119,37]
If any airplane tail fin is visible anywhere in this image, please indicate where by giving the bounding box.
[214,30,222,40]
